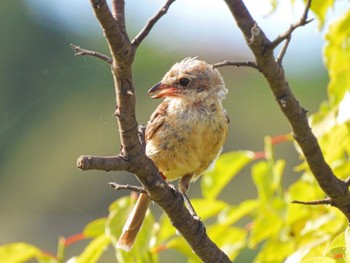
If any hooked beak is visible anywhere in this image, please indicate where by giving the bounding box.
[147,82,178,99]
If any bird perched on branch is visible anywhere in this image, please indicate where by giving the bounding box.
[117,57,229,251]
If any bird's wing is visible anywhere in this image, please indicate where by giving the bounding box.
[145,101,169,141]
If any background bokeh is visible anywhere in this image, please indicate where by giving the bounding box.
[0,0,337,261]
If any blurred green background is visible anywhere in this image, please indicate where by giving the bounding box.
[0,0,331,260]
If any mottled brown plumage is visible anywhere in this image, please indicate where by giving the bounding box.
[117,58,229,251]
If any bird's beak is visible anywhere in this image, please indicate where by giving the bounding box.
[147,82,177,99]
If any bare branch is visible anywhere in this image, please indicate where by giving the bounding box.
[275,34,291,64]
[108,182,148,195]
[89,0,132,66]
[213,60,259,70]
[131,0,176,48]
[70,44,112,64]
[269,0,313,50]
[292,198,332,206]
[77,155,129,171]
[76,1,231,261]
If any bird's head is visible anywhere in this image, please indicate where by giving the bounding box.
[148,58,228,103]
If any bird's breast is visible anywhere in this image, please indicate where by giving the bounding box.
[146,100,228,181]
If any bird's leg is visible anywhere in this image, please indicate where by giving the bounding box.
[179,174,199,219]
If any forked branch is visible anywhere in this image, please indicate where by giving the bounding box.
[224,0,350,221]
[132,0,176,48]
[269,0,313,50]
[76,0,231,262]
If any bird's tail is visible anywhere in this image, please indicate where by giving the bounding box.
[116,193,151,252]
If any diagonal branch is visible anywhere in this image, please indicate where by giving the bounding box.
[223,0,350,221]
[89,0,132,67]
[269,0,313,50]
[275,34,291,64]
[131,0,176,48]
[76,1,231,262]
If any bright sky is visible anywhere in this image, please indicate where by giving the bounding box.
[25,0,344,70]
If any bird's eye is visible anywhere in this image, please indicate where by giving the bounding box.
[179,78,190,87]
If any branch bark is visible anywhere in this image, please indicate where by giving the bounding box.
[213,60,259,70]
[70,44,112,64]
[76,0,231,261]
[223,0,350,221]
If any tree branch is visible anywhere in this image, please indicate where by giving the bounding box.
[131,0,176,48]
[213,60,259,70]
[224,0,350,221]
[76,0,231,261]
[275,34,291,64]
[292,198,332,206]
[77,155,129,171]
[108,182,148,195]
[89,0,132,67]
[269,0,313,50]
[70,44,112,64]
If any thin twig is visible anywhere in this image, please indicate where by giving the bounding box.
[70,44,112,64]
[108,182,148,195]
[212,60,259,70]
[292,198,332,206]
[131,0,176,48]
[275,34,291,64]
[77,155,129,171]
[269,0,313,50]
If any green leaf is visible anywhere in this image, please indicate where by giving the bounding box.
[201,151,254,200]
[285,236,330,262]
[300,257,336,263]
[345,227,350,262]
[157,214,177,244]
[328,232,345,251]
[249,210,283,247]
[255,239,294,263]
[37,254,58,263]
[309,0,334,28]
[0,243,41,263]
[106,196,137,245]
[251,161,274,202]
[318,124,350,165]
[218,199,258,226]
[109,197,156,263]
[326,232,346,260]
[191,198,229,221]
[83,218,107,238]
[76,235,110,263]
[166,237,201,263]
[207,225,246,261]
[323,9,350,106]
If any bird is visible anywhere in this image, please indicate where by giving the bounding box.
[116,57,229,252]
